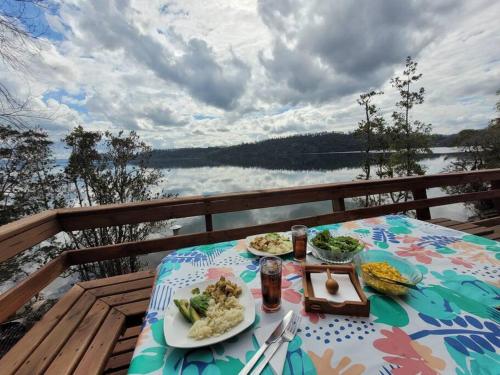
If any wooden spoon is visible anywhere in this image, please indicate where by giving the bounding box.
[325,268,339,294]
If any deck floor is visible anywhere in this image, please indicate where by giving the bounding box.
[0,269,155,375]
[1,216,499,374]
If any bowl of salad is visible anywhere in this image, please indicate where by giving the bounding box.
[308,230,364,263]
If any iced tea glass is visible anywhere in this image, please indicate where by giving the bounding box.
[291,225,308,261]
[260,256,282,312]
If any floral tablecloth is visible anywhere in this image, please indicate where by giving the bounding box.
[128,215,499,375]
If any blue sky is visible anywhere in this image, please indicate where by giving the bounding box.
[1,0,499,153]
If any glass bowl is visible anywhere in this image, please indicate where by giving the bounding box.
[354,250,423,295]
[308,232,364,264]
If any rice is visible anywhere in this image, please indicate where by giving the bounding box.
[188,296,244,340]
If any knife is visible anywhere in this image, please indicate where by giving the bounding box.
[238,310,293,375]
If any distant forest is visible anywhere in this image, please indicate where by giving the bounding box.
[139,131,458,170]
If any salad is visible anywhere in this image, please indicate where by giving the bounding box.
[311,231,363,254]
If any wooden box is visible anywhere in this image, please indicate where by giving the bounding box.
[302,264,370,317]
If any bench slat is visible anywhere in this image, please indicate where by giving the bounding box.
[114,299,149,317]
[88,277,154,298]
[73,309,125,375]
[16,292,96,375]
[78,269,155,290]
[45,300,110,375]
[101,287,152,307]
[0,285,84,374]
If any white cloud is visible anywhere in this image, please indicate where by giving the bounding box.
[0,0,498,153]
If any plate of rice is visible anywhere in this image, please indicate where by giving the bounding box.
[163,276,255,348]
[246,232,293,256]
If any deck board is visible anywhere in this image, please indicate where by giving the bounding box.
[45,300,110,375]
[0,285,85,374]
[16,292,96,375]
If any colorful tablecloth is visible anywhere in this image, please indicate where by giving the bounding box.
[128,215,499,375]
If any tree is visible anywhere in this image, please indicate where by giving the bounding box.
[62,126,170,279]
[443,90,500,218]
[0,124,63,284]
[354,90,388,206]
[0,125,62,225]
[0,0,46,128]
[389,56,432,202]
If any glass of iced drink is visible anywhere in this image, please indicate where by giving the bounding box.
[260,256,282,312]
[291,225,308,262]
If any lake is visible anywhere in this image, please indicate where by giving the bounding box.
[2,149,470,299]
[142,149,470,265]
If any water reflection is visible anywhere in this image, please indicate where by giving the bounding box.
[142,153,472,266]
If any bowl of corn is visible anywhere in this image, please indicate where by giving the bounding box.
[354,250,423,295]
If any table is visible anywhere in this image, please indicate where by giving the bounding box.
[128,215,499,375]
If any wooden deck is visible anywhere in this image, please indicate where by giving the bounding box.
[0,270,155,375]
[0,216,497,374]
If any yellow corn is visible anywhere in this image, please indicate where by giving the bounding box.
[361,261,409,295]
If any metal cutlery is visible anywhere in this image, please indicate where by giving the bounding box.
[364,269,420,289]
[238,310,293,375]
[251,312,302,375]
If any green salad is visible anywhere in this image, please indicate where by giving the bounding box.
[311,230,363,254]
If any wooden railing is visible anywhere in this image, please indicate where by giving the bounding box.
[1,169,499,323]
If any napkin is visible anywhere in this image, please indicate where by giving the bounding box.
[254,312,291,375]
[310,272,361,302]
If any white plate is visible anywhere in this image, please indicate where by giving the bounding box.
[245,232,293,257]
[163,277,255,348]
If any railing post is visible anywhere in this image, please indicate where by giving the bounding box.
[491,179,500,214]
[205,214,213,232]
[412,188,431,220]
[332,197,345,212]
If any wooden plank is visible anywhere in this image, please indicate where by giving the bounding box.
[491,179,500,213]
[484,232,500,240]
[412,189,431,220]
[106,369,129,375]
[73,309,125,375]
[67,189,500,264]
[100,287,152,307]
[57,169,500,230]
[426,217,450,224]
[449,223,479,231]
[16,292,96,375]
[105,351,134,372]
[0,254,69,323]
[205,213,213,231]
[78,269,155,290]
[462,226,494,236]
[45,300,110,375]
[332,198,345,212]
[120,325,141,340]
[114,300,149,317]
[0,285,84,374]
[0,211,60,262]
[112,336,137,355]
[87,277,154,298]
[471,216,500,227]
[434,220,464,228]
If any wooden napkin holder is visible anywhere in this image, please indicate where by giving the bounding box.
[302,264,370,317]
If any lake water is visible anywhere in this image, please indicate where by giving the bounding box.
[142,150,471,266]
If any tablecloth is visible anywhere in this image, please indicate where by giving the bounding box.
[128,215,499,375]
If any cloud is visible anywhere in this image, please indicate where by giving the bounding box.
[0,0,499,152]
[65,0,250,110]
[257,0,462,104]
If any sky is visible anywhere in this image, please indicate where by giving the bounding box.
[1,0,499,154]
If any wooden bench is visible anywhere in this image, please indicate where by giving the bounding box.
[0,270,155,375]
[427,217,499,237]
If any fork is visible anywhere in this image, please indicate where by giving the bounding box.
[251,312,302,375]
